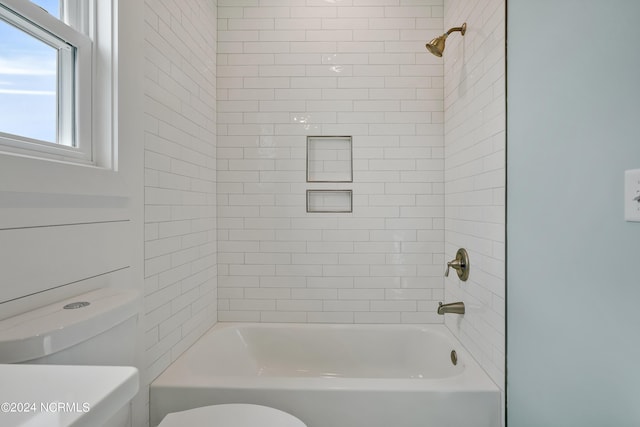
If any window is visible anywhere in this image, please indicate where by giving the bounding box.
[0,0,114,167]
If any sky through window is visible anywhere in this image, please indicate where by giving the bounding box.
[0,0,61,143]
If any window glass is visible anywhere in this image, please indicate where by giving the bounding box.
[0,19,57,143]
[30,0,60,19]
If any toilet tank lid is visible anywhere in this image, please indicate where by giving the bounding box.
[0,288,139,363]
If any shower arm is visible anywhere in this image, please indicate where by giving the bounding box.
[445,23,466,36]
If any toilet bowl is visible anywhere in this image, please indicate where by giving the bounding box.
[157,404,307,427]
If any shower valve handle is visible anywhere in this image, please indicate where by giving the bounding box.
[444,248,470,281]
[445,259,463,277]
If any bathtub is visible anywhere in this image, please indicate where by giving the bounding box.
[150,323,501,427]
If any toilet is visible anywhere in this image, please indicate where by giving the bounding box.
[0,287,306,427]
[157,403,306,427]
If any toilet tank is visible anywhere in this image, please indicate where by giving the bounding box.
[0,288,139,365]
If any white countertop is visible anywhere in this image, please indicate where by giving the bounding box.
[0,364,139,427]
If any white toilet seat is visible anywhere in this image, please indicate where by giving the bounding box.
[157,404,307,427]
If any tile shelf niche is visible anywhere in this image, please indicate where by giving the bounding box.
[306,136,353,213]
[306,136,353,183]
[306,190,353,213]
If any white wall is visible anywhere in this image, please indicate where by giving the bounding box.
[507,0,640,425]
[443,0,505,398]
[142,0,217,425]
[217,0,446,324]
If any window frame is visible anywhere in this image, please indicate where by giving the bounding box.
[0,0,114,168]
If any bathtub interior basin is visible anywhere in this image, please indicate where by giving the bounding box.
[178,323,462,380]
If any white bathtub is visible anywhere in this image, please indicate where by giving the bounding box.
[150,323,501,427]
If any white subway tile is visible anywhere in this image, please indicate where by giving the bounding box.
[321,18,368,30]
[230,299,276,311]
[292,289,338,300]
[292,253,338,265]
[243,7,290,18]
[353,242,402,253]
[308,312,355,323]
[260,276,307,288]
[385,288,431,300]
[338,253,386,265]
[277,299,323,311]
[354,276,401,288]
[323,300,369,312]
[245,253,291,264]
[229,264,275,276]
[371,300,416,312]
[276,264,323,276]
[402,312,441,324]
[306,242,354,253]
[259,241,307,253]
[218,311,261,322]
[291,6,337,18]
[322,230,370,241]
[338,288,384,300]
[307,277,354,288]
[244,288,291,300]
[275,18,322,30]
[261,311,307,322]
[338,76,385,88]
[259,30,305,42]
[290,41,339,53]
[370,264,416,276]
[355,312,401,323]
[219,275,259,288]
[338,7,384,18]
[323,265,370,277]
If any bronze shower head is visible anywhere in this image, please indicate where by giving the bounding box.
[425,23,466,57]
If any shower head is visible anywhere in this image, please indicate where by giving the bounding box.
[425,23,466,57]
[425,35,447,57]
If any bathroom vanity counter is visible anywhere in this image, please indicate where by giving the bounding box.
[0,363,138,427]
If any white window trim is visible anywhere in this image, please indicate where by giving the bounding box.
[0,0,115,169]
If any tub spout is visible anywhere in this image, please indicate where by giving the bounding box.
[437,301,465,315]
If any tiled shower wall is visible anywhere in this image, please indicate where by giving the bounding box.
[217,0,446,323]
[143,0,218,414]
[443,0,505,390]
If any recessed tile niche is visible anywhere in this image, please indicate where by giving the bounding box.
[306,190,353,213]
[306,136,353,213]
[306,136,353,183]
